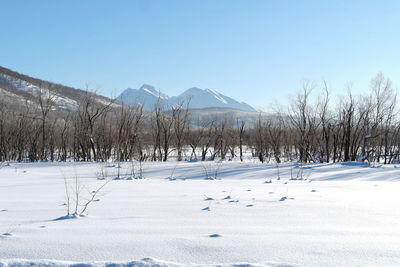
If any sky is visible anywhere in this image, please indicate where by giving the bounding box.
[1,0,400,110]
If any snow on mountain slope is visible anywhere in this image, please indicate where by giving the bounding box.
[117,85,256,111]
[0,72,78,110]
[141,84,169,100]
[0,66,115,111]
[116,84,169,110]
[170,87,254,110]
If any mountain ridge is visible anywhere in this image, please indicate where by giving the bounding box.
[117,85,256,111]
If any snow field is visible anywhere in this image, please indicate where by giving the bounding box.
[1,161,400,266]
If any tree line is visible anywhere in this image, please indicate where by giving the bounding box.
[0,73,399,164]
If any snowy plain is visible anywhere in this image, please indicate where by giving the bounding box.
[1,160,400,266]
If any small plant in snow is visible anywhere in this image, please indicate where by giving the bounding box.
[60,168,112,219]
[304,171,312,181]
[222,190,232,200]
[201,161,222,180]
[280,186,291,202]
[167,162,179,181]
[276,163,281,180]
[290,161,310,180]
[115,161,122,180]
[128,156,145,180]
[1,224,20,237]
[203,194,214,201]
[167,162,191,181]
[202,202,211,211]
[96,164,108,180]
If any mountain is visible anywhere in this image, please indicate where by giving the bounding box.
[171,87,255,111]
[0,66,256,114]
[117,85,256,111]
[0,66,114,110]
[116,84,169,110]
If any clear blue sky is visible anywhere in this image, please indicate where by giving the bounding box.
[1,0,400,110]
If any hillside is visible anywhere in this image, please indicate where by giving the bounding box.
[0,66,113,110]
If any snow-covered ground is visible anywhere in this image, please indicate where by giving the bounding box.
[1,161,400,266]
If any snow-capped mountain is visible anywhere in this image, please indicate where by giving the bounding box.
[117,85,256,111]
[171,87,255,111]
[116,84,169,110]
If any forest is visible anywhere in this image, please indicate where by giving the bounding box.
[0,73,398,164]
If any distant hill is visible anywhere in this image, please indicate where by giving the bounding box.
[0,66,113,110]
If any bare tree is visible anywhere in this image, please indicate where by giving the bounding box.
[172,99,190,161]
[76,87,113,161]
[37,85,58,160]
[317,82,332,162]
[62,168,112,217]
[288,81,319,162]
[237,119,245,162]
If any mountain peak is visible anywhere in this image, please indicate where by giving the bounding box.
[186,87,203,92]
[139,84,168,99]
[139,84,156,91]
